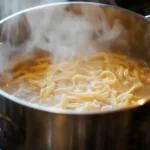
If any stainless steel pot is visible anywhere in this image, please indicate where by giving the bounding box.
[1,2,150,150]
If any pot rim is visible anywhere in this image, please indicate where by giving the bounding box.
[0,1,150,115]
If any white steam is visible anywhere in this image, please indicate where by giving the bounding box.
[0,0,66,19]
[0,4,128,74]
[25,6,97,62]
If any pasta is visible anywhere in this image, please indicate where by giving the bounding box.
[2,51,150,112]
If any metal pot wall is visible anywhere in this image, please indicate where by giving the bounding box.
[0,2,150,150]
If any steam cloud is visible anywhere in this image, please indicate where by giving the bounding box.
[0,0,65,19]
[0,3,128,74]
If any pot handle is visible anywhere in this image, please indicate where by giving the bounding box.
[0,114,23,149]
[0,114,19,129]
[145,15,150,19]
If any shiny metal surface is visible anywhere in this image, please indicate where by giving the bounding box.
[1,97,150,150]
[146,15,150,19]
[0,2,150,150]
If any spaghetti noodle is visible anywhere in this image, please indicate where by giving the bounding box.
[2,51,150,112]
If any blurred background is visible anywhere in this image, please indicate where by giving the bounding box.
[0,0,150,19]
